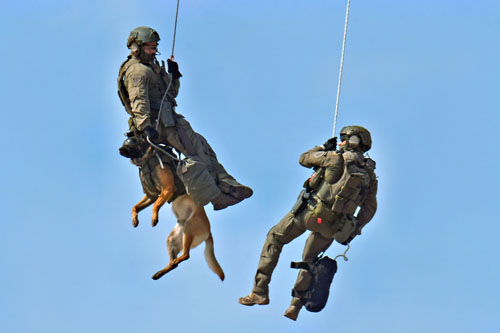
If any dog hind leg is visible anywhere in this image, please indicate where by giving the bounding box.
[167,224,183,261]
[152,224,185,280]
[172,233,193,266]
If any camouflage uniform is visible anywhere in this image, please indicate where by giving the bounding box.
[118,27,252,210]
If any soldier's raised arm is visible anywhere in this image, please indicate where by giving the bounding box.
[298,146,325,168]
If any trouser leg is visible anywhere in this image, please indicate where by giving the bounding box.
[159,120,208,163]
[252,212,307,296]
[290,231,334,307]
[160,118,252,209]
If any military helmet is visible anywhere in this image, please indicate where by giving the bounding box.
[340,125,372,152]
[127,26,160,48]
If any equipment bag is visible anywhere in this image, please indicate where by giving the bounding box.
[291,256,338,312]
[176,156,222,207]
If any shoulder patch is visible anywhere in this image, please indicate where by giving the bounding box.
[129,74,144,87]
[314,151,326,158]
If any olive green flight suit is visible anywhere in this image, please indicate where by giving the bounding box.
[251,146,377,310]
[118,55,251,208]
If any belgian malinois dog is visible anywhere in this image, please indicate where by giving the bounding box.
[122,139,225,281]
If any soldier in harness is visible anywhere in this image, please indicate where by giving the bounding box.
[118,26,252,210]
[238,126,378,321]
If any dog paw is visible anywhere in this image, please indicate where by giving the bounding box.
[151,215,159,227]
[132,217,139,228]
[152,271,164,280]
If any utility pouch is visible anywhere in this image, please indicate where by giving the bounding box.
[159,101,177,128]
[331,173,364,214]
[333,214,358,244]
[291,189,310,216]
[307,168,325,190]
[176,156,222,206]
[307,197,335,224]
[290,256,338,312]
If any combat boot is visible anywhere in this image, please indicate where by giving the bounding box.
[238,293,269,306]
[212,192,242,211]
[216,173,253,208]
[284,304,301,321]
[229,184,253,201]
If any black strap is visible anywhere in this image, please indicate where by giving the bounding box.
[290,261,310,271]
[292,289,307,299]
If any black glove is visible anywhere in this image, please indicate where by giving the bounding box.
[142,126,159,142]
[323,137,337,151]
[167,59,183,78]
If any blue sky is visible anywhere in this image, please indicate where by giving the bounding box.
[1,1,499,332]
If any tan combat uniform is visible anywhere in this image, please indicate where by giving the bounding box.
[250,146,378,309]
[118,55,252,209]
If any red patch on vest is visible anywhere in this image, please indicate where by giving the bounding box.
[317,218,322,224]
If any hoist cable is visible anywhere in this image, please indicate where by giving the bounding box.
[171,0,180,59]
[155,74,173,130]
[156,0,180,129]
[333,0,351,137]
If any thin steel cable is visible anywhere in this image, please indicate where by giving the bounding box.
[155,0,179,130]
[155,72,173,130]
[156,0,180,129]
[333,0,351,137]
[171,0,180,59]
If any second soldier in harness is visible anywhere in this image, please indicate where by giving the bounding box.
[238,126,378,321]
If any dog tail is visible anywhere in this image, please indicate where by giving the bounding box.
[204,234,225,281]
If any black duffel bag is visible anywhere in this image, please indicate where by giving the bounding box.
[291,256,338,312]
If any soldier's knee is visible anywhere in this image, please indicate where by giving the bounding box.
[268,234,284,248]
[266,227,291,248]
